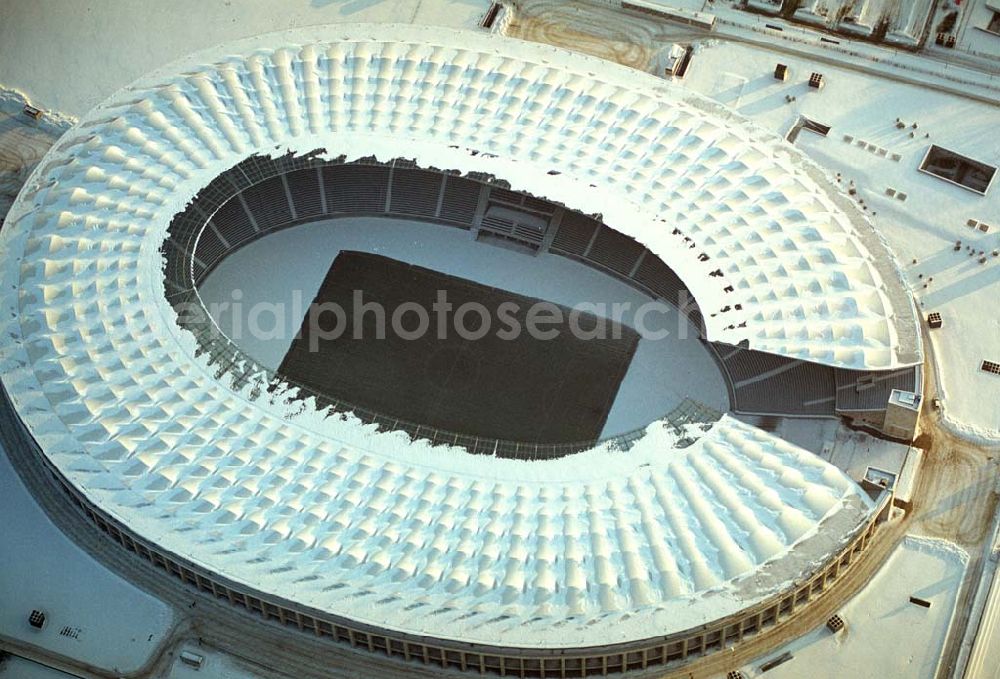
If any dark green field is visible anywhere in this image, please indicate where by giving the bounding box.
[279,251,638,443]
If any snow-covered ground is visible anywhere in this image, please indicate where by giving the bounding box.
[822,428,918,498]
[682,39,1000,439]
[198,216,730,437]
[0,0,494,117]
[733,535,968,679]
[0,656,79,679]
[162,643,271,679]
[624,0,707,12]
[0,92,66,217]
[0,442,175,675]
[967,551,1000,679]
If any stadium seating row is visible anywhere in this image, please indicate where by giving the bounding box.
[166,156,711,334]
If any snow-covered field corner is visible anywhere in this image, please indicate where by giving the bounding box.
[733,535,968,679]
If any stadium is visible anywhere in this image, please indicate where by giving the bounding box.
[4,14,982,679]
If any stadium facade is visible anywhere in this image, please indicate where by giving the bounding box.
[0,25,921,676]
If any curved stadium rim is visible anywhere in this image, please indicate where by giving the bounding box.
[0,379,890,678]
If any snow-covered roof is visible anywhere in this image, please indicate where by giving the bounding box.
[22,24,919,370]
[0,25,885,648]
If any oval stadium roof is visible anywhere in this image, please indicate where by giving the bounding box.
[0,25,890,649]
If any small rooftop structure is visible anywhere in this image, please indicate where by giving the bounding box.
[864,466,897,492]
[935,33,957,48]
[919,145,997,195]
[826,614,846,634]
[889,390,921,410]
[664,44,689,76]
[883,390,921,440]
[28,609,46,630]
[180,651,205,669]
[480,2,501,30]
[22,104,43,121]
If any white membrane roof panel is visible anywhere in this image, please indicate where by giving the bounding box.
[0,25,886,648]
